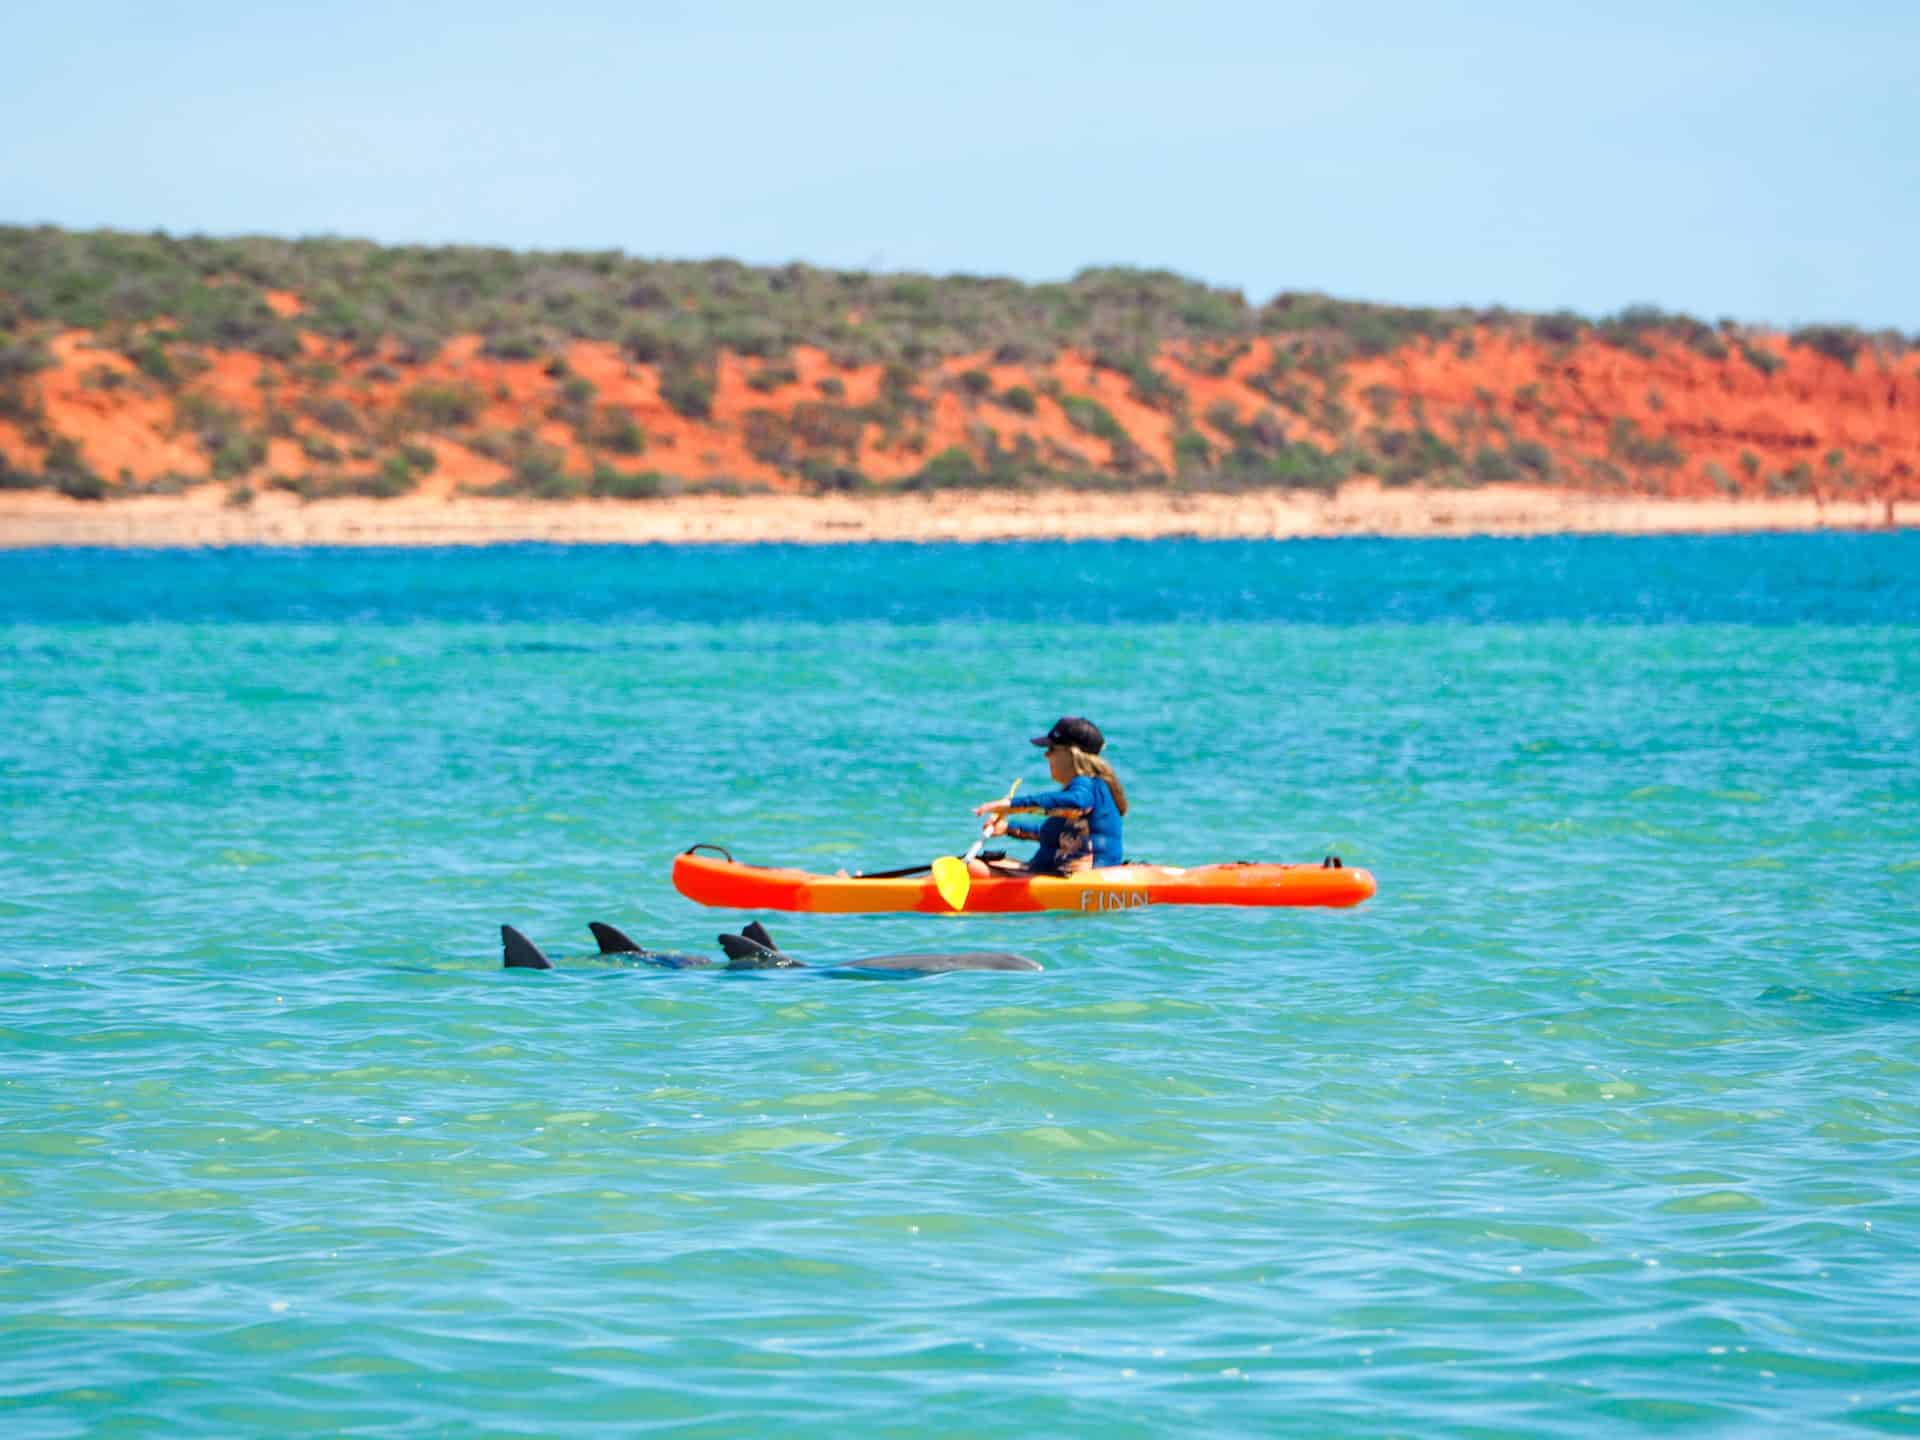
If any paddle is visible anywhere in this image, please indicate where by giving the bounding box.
[932,778,1020,911]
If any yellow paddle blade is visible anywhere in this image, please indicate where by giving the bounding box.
[931,856,971,911]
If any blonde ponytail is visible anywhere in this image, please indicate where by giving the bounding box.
[1065,746,1127,815]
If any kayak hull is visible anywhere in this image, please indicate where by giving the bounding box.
[672,851,1377,915]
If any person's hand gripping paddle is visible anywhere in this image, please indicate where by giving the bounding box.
[932,779,1020,911]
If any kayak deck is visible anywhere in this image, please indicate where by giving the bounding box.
[672,850,1377,914]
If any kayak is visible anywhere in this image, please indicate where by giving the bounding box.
[672,847,1377,915]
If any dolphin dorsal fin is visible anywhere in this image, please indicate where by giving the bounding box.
[589,921,646,955]
[743,920,778,951]
[718,931,802,969]
[501,924,553,970]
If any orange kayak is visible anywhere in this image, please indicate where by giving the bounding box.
[672,848,1376,915]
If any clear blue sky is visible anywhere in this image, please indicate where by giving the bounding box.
[6,1,1916,330]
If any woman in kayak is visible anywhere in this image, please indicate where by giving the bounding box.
[970,716,1128,876]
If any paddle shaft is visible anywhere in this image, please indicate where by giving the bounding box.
[931,777,1022,910]
[963,778,1021,862]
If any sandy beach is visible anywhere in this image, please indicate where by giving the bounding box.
[0,483,1905,549]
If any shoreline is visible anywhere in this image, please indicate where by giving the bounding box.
[0,483,1905,549]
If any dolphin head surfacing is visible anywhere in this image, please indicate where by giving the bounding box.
[718,928,806,969]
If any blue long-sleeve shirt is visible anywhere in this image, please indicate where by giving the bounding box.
[1003,774,1124,872]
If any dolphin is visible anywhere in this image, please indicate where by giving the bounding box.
[501,922,711,970]
[500,920,1039,977]
[716,921,1042,977]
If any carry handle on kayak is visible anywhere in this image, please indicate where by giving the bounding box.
[682,842,735,862]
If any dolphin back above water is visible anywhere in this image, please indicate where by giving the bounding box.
[502,921,710,970]
[501,920,1040,977]
[716,922,1041,975]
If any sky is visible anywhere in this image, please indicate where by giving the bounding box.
[5,1,1917,331]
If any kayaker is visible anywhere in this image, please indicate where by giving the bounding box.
[970,716,1128,876]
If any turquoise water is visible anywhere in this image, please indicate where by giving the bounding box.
[3,535,1918,1436]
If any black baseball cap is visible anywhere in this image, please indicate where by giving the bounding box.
[1031,716,1105,754]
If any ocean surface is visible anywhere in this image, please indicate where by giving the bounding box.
[3,533,1917,1437]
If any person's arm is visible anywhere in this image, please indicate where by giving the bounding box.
[1001,775,1095,815]
[976,813,1043,842]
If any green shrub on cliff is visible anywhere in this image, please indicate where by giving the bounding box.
[0,437,30,486]
[1093,349,1178,407]
[1472,447,1518,483]
[1676,316,1730,360]
[588,408,647,456]
[1596,305,1733,361]
[1371,427,1461,486]
[742,402,866,472]
[788,401,866,456]
[1507,440,1554,480]
[127,337,178,383]
[1259,293,1465,357]
[746,361,799,393]
[799,458,873,494]
[368,452,421,497]
[1609,417,1684,470]
[659,364,714,421]
[1769,462,1814,495]
[1201,435,1349,494]
[463,432,579,498]
[1790,325,1864,369]
[298,393,364,437]
[1059,394,1126,444]
[276,463,416,500]
[210,431,268,480]
[43,436,107,499]
[1597,307,1660,359]
[1263,441,1348,492]
[482,331,545,362]
[0,446,38,491]
[904,445,1011,491]
[0,379,41,427]
[502,445,580,499]
[589,466,677,499]
[710,314,783,358]
[183,288,301,360]
[1535,311,1586,346]
[742,409,792,467]
[1172,428,1213,472]
[403,382,483,429]
[0,331,52,380]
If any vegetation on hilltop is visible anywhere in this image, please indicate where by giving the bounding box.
[6,225,1909,373]
[0,225,1915,509]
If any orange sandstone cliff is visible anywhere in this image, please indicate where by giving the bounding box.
[3,297,1916,518]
